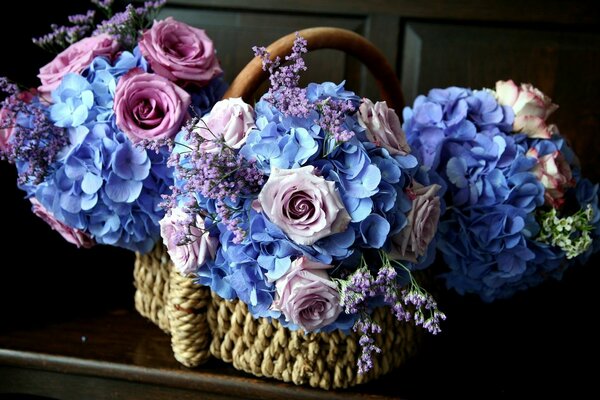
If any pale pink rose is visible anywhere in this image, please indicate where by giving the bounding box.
[527,147,575,209]
[1,90,36,152]
[160,208,218,276]
[389,182,441,263]
[358,98,411,155]
[271,256,341,331]
[30,198,95,248]
[114,69,191,143]
[0,107,16,152]
[258,166,351,246]
[495,80,559,139]
[139,17,223,86]
[37,34,118,98]
[195,98,255,152]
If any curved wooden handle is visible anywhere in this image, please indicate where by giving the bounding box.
[223,27,405,111]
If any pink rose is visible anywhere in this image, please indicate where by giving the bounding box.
[358,98,411,155]
[160,208,218,276]
[389,182,441,263]
[495,80,559,139]
[30,198,95,248]
[195,98,255,152]
[526,147,575,209]
[37,34,118,98]
[258,166,351,246]
[114,69,191,143]
[0,107,16,152]
[139,17,223,86]
[271,256,341,331]
[1,90,36,152]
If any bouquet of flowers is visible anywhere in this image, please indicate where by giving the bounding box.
[0,0,226,253]
[404,81,600,301]
[159,34,445,374]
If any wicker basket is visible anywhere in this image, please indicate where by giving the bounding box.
[134,27,419,390]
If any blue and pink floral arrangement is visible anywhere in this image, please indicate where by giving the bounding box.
[0,0,226,253]
[159,34,446,374]
[404,81,600,301]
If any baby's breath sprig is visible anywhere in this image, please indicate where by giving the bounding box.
[537,205,594,259]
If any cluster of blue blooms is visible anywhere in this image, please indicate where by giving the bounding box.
[403,86,600,301]
[15,49,166,252]
[192,81,436,331]
[14,47,226,253]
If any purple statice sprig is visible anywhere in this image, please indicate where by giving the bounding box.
[0,81,67,185]
[91,0,115,18]
[160,119,264,244]
[0,77,19,96]
[33,23,92,53]
[137,137,175,154]
[68,10,97,26]
[335,252,446,374]
[253,34,311,119]
[316,97,356,155]
[34,0,166,53]
[253,33,356,144]
[172,203,211,247]
[93,1,166,49]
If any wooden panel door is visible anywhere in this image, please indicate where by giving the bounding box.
[159,6,380,100]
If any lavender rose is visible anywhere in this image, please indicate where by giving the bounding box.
[38,34,118,98]
[271,256,342,331]
[495,80,558,139]
[358,98,411,155]
[114,69,191,143]
[258,166,351,246]
[390,182,441,262]
[30,198,95,248]
[160,208,218,275]
[195,98,255,152]
[139,17,223,87]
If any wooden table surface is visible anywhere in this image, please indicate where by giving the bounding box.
[0,307,420,400]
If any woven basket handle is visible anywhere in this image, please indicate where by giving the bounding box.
[223,27,405,111]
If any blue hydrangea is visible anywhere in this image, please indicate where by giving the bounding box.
[50,74,95,128]
[405,85,600,301]
[189,82,438,331]
[29,51,163,253]
[34,123,172,253]
[51,49,149,129]
[25,44,226,253]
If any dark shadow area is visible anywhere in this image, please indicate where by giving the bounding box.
[0,1,135,330]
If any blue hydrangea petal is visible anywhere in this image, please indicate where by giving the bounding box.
[359,213,390,248]
[81,172,103,194]
[60,192,82,214]
[105,173,143,203]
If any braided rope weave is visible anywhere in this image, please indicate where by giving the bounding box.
[134,244,212,367]
[133,244,171,332]
[207,291,419,389]
[133,246,420,388]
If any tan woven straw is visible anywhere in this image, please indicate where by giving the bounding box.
[134,26,417,389]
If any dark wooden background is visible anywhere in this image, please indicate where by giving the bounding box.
[0,0,599,398]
